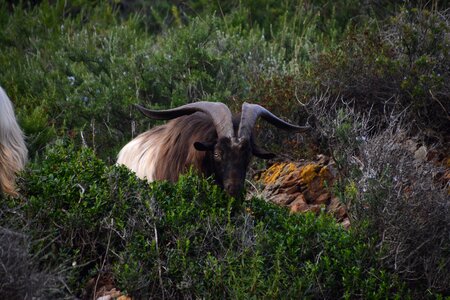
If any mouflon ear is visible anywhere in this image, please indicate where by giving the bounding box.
[194,141,215,151]
[252,144,276,159]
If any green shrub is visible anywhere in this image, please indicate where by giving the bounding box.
[0,1,149,156]
[0,141,408,298]
[2,0,397,160]
[137,13,295,109]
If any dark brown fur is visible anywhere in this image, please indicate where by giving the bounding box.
[153,112,218,181]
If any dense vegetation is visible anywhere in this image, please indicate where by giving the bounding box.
[1,143,405,298]
[1,1,449,299]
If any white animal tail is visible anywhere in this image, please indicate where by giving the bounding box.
[0,87,27,196]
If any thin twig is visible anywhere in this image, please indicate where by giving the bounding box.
[154,225,165,300]
[93,218,113,300]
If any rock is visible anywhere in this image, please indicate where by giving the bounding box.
[414,145,427,162]
[327,197,347,220]
[308,204,322,214]
[281,170,301,187]
[257,157,349,227]
[341,218,351,229]
[299,164,320,184]
[318,166,334,183]
[305,176,324,202]
[314,193,330,205]
[290,194,309,213]
[261,162,297,185]
[327,197,340,212]
[271,193,296,206]
[337,206,347,220]
[265,183,280,195]
[282,185,300,195]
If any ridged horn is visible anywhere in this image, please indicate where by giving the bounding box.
[238,102,310,139]
[135,102,234,138]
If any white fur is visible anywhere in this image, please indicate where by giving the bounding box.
[117,131,163,181]
[0,86,27,196]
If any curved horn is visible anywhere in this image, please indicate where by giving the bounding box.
[135,102,234,138]
[238,102,310,139]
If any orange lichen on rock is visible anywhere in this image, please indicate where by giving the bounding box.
[318,166,332,183]
[257,157,350,227]
[299,164,332,186]
[262,162,296,185]
[299,164,319,184]
[261,163,284,185]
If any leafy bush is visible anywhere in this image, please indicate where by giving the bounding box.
[0,1,308,158]
[0,142,407,298]
[0,0,319,159]
[3,2,447,157]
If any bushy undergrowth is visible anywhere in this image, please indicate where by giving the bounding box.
[309,8,450,139]
[304,94,450,296]
[0,1,303,157]
[0,227,61,299]
[0,143,407,298]
[356,127,449,294]
[5,1,447,159]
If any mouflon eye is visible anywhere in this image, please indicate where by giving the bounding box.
[214,150,222,160]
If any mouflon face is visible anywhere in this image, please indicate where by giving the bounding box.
[195,137,252,198]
